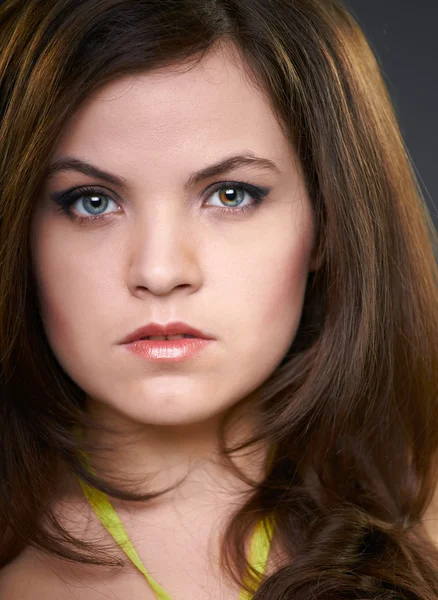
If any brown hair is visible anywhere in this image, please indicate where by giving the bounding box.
[1,0,438,597]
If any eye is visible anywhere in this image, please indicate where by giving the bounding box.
[204,181,269,213]
[53,186,119,221]
[206,184,254,209]
[52,180,270,224]
[73,192,116,217]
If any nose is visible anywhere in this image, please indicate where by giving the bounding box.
[126,207,203,297]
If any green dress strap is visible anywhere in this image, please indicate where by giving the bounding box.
[78,478,275,600]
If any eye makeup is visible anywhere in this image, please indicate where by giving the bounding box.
[50,180,271,226]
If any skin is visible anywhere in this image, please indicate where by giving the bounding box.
[16,44,319,597]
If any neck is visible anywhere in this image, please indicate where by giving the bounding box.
[79,393,269,511]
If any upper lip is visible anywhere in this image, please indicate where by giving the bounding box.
[120,321,214,344]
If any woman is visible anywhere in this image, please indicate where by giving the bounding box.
[0,0,437,598]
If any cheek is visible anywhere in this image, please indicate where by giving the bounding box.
[30,218,104,351]
[31,222,68,338]
[32,271,78,365]
[249,225,314,333]
[220,230,313,397]
[267,244,310,319]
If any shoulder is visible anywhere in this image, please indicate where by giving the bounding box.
[0,547,68,599]
[0,543,139,600]
[0,485,130,599]
[0,546,116,600]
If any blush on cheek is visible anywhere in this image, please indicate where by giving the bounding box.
[263,245,313,338]
[37,288,76,354]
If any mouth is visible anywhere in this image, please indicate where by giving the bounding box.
[139,334,197,340]
[120,321,213,344]
[123,331,212,362]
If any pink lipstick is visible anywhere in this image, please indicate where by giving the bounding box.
[119,321,214,363]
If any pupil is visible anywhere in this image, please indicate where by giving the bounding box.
[220,187,243,205]
[85,195,107,214]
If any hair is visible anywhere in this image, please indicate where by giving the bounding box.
[1,0,438,597]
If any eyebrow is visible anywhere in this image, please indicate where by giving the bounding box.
[46,152,281,189]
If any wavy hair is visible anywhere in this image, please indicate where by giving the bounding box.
[1,0,438,598]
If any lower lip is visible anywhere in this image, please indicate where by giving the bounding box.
[123,337,212,362]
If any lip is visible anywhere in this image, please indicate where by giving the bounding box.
[123,337,212,363]
[119,321,214,344]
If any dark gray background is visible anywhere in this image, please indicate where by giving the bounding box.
[343,0,437,230]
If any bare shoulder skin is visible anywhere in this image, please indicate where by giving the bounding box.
[0,546,150,600]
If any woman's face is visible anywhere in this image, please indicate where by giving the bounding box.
[30,46,317,427]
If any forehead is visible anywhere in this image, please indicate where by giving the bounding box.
[52,46,296,174]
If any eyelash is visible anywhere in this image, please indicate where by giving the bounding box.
[53,181,270,225]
